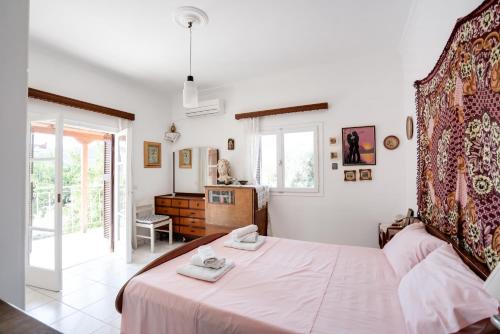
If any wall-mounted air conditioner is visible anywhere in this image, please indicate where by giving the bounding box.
[185,99,224,117]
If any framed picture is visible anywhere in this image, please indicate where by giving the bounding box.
[406,116,414,140]
[383,135,400,150]
[359,169,372,181]
[228,138,235,150]
[329,137,337,144]
[330,152,338,159]
[144,142,161,168]
[344,170,356,181]
[179,148,192,169]
[342,126,376,166]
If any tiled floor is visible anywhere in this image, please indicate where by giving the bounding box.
[25,240,183,334]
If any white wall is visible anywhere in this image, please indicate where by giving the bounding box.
[170,53,407,248]
[29,42,172,203]
[400,0,483,209]
[0,0,29,308]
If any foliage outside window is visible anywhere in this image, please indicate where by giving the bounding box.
[259,125,320,193]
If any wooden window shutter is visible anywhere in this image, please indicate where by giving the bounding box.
[103,135,114,250]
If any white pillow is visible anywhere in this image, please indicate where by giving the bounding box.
[398,244,498,334]
[383,222,445,278]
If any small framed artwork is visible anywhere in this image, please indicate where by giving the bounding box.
[330,152,338,159]
[179,148,192,169]
[406,116,414,140]
[332,163,338,170]
[228,138,235,150]
[344,170,356,181]
[342,126,376,166]
[359,169,372,181]
[383,135,400,150]
[144,142,161,168]
[329,137,337,144]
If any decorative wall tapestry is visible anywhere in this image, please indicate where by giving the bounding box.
[415,0,500,271]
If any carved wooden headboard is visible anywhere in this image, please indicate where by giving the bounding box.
[424,223,490,280]
[414,0,499,277]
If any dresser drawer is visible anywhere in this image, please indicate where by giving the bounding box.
[172,199,189,208]
[174,225,180,233]
[179,226,205,237]
[180,217,205,228]
[189,200,205,210]
[156,207,179,216]
[179,208,204,219]
[155,198,171,207]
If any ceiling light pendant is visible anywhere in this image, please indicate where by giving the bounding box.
[174,6,209,109]
[183,22,198,108]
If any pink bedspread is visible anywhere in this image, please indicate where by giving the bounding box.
[121,236,406,334]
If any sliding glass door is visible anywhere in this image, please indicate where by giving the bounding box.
[26,112,63,291]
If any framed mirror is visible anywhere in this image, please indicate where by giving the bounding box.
[173,147,218,194]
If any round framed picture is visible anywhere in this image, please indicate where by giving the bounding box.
[383,135,400,150]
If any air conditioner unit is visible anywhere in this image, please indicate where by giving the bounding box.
[185,99,224,117]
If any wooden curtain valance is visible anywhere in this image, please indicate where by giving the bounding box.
[234,102,328,120]
[28,88,135,121]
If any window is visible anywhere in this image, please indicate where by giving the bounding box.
[259,125,320,193]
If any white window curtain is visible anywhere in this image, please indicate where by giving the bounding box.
[245,118,272,236]
[245,118,261,185]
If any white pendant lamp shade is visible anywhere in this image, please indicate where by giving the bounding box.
[183,76,198,108]
[174,7,208,109]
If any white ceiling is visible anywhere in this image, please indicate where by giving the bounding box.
[30,0,412,92]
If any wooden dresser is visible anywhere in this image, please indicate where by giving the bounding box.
[204,185,268,235]
[155,194,206,239]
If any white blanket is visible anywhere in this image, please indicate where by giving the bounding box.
[176,260,235,282]
[224,236,266,251]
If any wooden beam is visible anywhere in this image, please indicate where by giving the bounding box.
[28,88,135,121]
[31,124,111,143]
[234,102,328,120]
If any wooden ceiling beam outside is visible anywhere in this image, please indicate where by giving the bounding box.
[234,102,329,120]
[28,88,135,121]
[31,124,110,143]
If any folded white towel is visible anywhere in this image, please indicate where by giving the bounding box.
[197,245,216,262]
[176,260,235,282]
[224,236,266,251]
[232,231,258,243]
[191,254,226,269]
[230,225,258,239]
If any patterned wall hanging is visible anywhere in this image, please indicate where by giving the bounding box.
[415,0,500,271]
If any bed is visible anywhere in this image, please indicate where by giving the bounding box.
[116,233,406,334]
[115,225,497,334]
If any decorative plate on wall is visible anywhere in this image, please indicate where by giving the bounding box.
[406,116,414,140]
[383,135,400,150]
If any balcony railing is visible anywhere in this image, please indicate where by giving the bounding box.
[32,184,104,234]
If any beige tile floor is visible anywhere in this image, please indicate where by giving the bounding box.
[25,240,183,334]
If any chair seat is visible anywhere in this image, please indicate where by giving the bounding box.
[136,214,170,224]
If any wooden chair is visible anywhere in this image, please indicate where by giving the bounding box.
[134,204,172,252]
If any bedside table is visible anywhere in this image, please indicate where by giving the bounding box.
[379,223,404,248]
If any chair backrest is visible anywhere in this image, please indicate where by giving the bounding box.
[135,204,153,220]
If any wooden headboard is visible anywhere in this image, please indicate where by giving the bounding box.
[424,224,490,280]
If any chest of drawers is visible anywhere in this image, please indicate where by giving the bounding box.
[155,195,206,239]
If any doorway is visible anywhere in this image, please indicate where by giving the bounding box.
[26,110,132,292]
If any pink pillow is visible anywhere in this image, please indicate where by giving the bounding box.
[383,222,446,278]
[398,244,498,334]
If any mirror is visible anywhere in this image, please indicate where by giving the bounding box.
[174,147,218,194]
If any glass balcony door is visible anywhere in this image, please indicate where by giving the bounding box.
[26,112,63,291]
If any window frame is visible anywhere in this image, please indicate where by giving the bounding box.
[259,123,321,195]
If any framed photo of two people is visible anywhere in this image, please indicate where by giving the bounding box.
[341,126,376,166]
